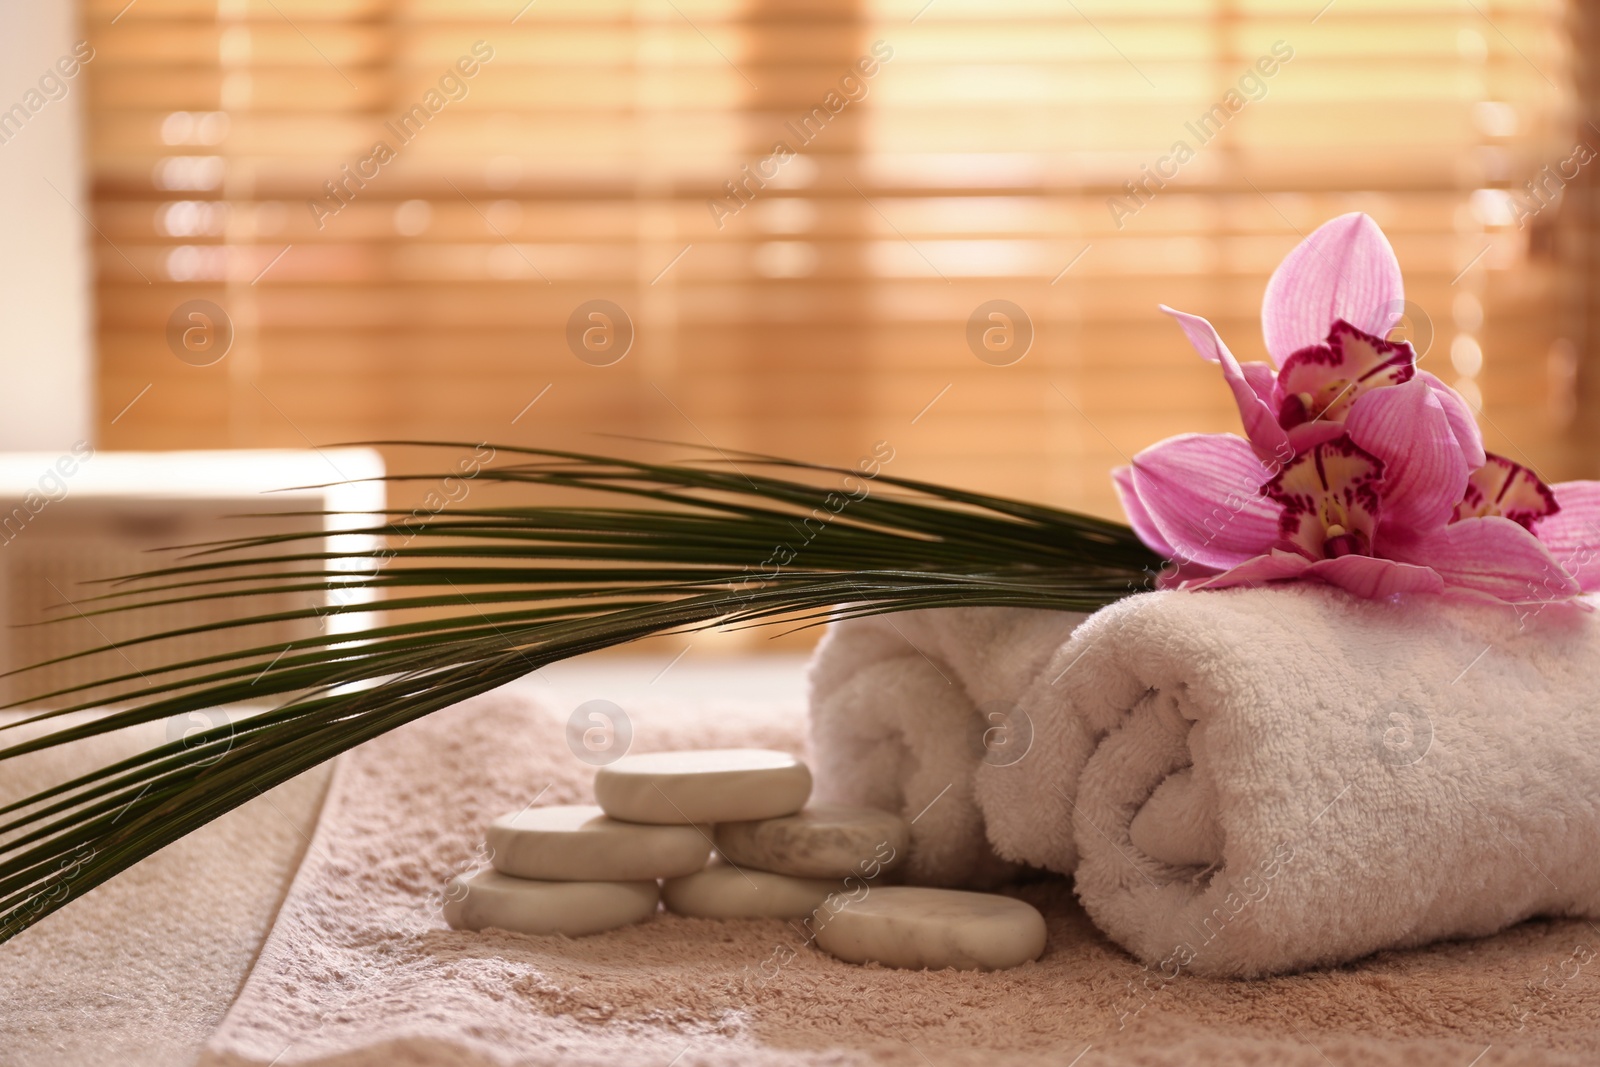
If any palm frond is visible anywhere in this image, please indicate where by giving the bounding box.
[0,442,1158,942]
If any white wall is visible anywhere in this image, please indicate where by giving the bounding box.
[0,4,92,449]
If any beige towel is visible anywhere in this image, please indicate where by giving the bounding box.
[0,710,329,1067]
[196,675,1600,1067]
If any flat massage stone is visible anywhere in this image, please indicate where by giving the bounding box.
[594,748,812,825]
[662,864,840,919]
[487,804,711,881]
[714,804,909,879]
[442,868,659,937]
[815,887,1047,971]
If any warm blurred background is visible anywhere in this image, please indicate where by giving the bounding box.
[2,0,1600,674]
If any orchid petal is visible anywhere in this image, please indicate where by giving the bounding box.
[1398,517,1580,602]
[1156,557,1224,589]
[1240,361,1277,407]
[1181,549,1312,590]
[1261,213,1404,366]
[1263,436,1385,560]
[1112,464,1177,558]
[1343,378,1469,538]
[1534,481,1600,592]
[1303,555,1445,598]
[1127,433,1280,570]
[1275,321,1415,427]
[1284,420,1348,455]
[1160,305,1292,463]
[1185,549,1443,599]
[1417,371,1487,469]
[1453,454,1559,530]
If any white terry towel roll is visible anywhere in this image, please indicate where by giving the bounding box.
[1065,585,1600,977]
[807,605,1085,886]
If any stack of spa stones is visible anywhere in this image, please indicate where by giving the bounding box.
[443,749,1047,971]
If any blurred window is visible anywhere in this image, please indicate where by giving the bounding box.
[87,0,1580,514]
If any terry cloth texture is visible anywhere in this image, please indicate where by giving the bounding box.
[195,669,1600,1066]
[810,588,1600,977]
[0,710,330,1067]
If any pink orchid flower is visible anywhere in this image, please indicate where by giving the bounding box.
[1114,212,1600,604]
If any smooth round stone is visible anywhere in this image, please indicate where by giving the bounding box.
[662,864,840,919]
[593,748,812,825]
[442,868,659,937]
[714,805,909,879]
[815,887,1047,971]
[487,804,711,881]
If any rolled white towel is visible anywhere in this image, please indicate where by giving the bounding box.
[806,606,1085,886]
[1064,584,1600,977]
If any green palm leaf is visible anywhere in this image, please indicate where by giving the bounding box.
[0,442,1159,942]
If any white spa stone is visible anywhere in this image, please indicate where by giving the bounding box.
[593,748,812,825]
[661,864,840,919]
[714,804,909,879]
[815,887,1047,971]
[442,868,659,937]
[487,804,711,881]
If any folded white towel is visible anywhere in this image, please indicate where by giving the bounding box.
[808,586,1600,976]
[1066,584,1600,977]
[807,606,1084,887]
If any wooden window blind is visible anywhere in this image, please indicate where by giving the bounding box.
[87,0,1584,524]
[1561,0,1600,462]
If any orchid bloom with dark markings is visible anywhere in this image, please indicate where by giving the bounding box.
[1114,212,1600,604]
